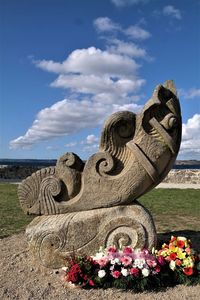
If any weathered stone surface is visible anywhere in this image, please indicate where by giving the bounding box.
[163,169,200,184]
[26,202,157,269]
[18,80,182,215]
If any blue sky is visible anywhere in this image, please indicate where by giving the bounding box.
[1,0,200,160]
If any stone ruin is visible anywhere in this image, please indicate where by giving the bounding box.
[18,80,182,269]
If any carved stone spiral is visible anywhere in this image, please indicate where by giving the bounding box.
[104,217,146,250]
[39,176,62,215]
[18,167,56,214]
[34,231,66,268]
[161,113,178,130]
[94,152,115,176]
[56,152,84,170]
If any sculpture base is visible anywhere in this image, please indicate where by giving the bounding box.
[26,201,157,269]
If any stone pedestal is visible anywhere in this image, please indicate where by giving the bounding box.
[26,201,156,269]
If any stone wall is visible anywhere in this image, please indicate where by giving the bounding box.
[0,166,200,184]
[163,169,200,184]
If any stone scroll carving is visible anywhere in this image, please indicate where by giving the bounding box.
[18,80,182,268]
[18,80,181,215]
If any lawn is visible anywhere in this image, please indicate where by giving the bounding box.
[0,183,199,239]
[0,184,34,238]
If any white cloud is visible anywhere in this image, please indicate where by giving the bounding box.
[82,143,99,153]
[93,17,120,32]
[107,39,148,58]
[124,25,151,40]
[64,142,77,148]
[179,88,200,99]
[93,17,151,41]
[36,47,138,76]
[163,5,182,20]
[179,114,200,159]
[81,134,99,145]
[111,0,146,7]
[10,98,142,149]
[51,74,145,96]
[46,145,60,151]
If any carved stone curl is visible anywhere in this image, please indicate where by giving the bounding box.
[26,202,156,269]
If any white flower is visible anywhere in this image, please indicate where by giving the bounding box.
[121,268,129,277]
[111,258,120,265]
[93,252,104,260]
[133,258,146,269]
[177,236,187,241]
[98,269,106,278]
[142,268,150,277]
[169,260,176,271]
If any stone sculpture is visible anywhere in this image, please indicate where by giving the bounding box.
[18,80,182,269]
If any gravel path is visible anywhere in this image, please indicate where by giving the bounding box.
[0,232,199,300]
[156,183,200,189]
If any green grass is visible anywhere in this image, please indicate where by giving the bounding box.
[0,184,34,238]
[0,184,199,239]
[140,189,200,232]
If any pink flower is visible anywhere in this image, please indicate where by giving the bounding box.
[120,255,132,266]
[146,259,157,268]
[154,265,161,273]
[123,246,133,254]
[89,279,95,286]
[130,268,139,277]
[97,257,108,267]
[112,270,121,278]
[185,247,191,255]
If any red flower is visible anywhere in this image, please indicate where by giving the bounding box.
[170,236,177,243]
[154,265,161,273]
[177,240,185,248]
[183,267,193,276]
[123,246,133,254]
[169,253,177,260]
[83,275,88,281]
[130,268,139,276]
[112,270,121,278]
[89,279,95,286]
[108,246,117,253]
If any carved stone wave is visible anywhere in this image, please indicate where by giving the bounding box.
[26,203,156,269]
[18,80,182,215]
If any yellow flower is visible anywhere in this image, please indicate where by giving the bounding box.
[177,250,186,260]
[183,257,194,267]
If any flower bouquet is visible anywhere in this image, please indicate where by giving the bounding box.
[62,236,200,291]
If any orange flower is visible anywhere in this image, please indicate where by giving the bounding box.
[175,259,182,266]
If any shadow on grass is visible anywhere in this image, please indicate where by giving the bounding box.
[157,230,200,251]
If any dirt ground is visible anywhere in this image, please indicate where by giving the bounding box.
[0,232,199,300]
